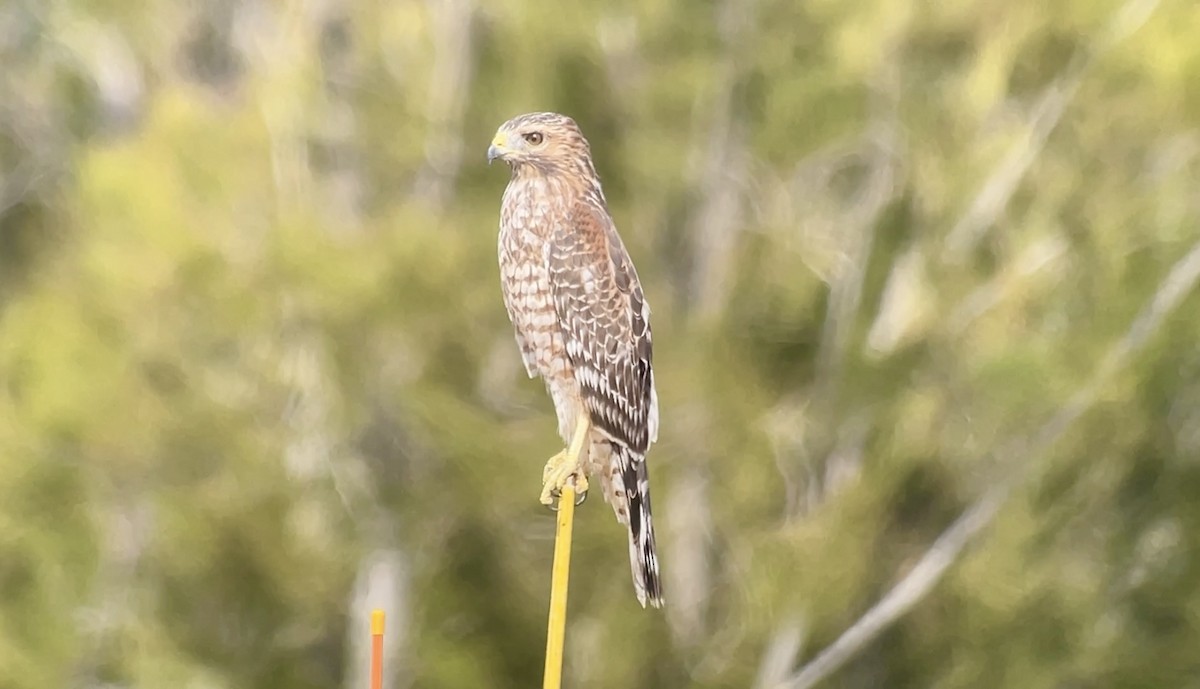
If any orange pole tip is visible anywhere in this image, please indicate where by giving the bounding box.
[371,609,385,636]
[370,609,385,689]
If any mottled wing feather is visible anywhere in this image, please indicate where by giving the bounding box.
[547,198,664,607]
[547,199,656,453]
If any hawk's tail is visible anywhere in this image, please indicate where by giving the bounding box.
[619,448,664,608]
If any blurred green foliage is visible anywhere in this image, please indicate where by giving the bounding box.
[2,0,1200,687]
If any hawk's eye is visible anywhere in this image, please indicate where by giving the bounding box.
[523,131,544,145]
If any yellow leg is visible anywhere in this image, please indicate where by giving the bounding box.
[540,414,590,507]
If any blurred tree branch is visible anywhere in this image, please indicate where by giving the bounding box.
[942,0,1163,261]
[778,237,1200,689]
[412,0,476,211]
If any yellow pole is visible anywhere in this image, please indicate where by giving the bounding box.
[542,485,576,689]
[542,414,589,689]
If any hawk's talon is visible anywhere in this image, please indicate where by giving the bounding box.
[539,468,589,508]
[542,450,565,484]
[539,414,591,508]
[544,486,589,512]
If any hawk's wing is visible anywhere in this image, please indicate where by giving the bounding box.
[547,199,658,451]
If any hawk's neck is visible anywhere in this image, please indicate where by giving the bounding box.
[508,163,607,211]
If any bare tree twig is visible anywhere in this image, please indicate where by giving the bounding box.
[940,70,1083,261]
[755,617,806,689]
[812,40,902,392]
[412,0,476,210]
[684,0,760,324]
[778,237,1200,689]
[942,0,1162,260]
[945,237,1069,336]
[664,471,715,647]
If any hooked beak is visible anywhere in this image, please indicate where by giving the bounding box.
[487,131,510,165]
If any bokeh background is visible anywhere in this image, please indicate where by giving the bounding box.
[3,0,1200,687]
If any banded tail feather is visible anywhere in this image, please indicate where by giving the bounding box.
[621,448,663,608]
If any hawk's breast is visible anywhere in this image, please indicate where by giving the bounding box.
[498,177,572,383]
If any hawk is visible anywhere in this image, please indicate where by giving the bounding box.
[488,112,664,608]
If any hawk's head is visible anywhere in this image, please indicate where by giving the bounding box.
[487,112,594,174]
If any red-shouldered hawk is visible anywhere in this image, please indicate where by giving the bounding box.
[488,112,663,609]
